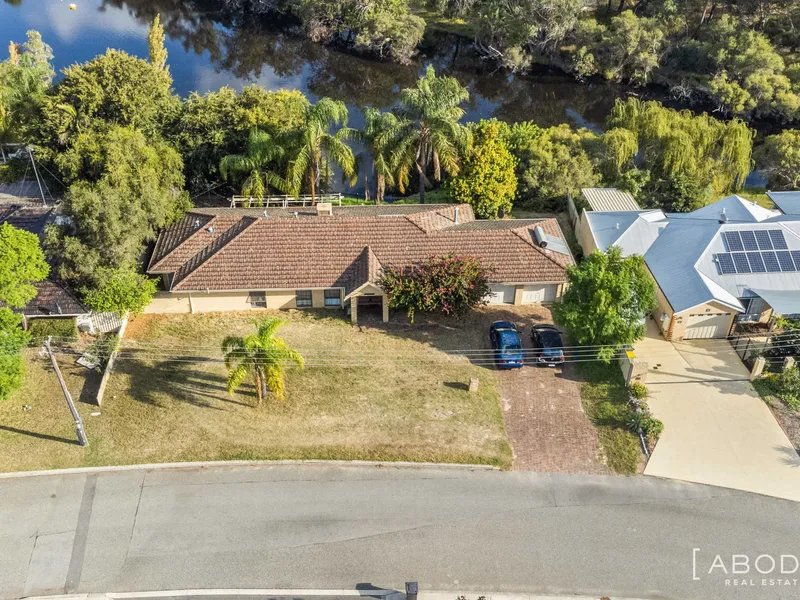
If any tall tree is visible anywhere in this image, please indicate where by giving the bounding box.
[220,128,287,204]
[361,108,402,204]
[148,14,169,73]
[381,66,471,203]
[0,223,49,400]
[222,317,304,405]
[754,129,800,190]
[283,98,357,204]
[552,246,656,361]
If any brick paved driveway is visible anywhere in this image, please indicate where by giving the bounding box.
[484,306,611,474]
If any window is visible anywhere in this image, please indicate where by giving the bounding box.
[324,289,341,307]
[248,292,267,308]
[296,290,312,308]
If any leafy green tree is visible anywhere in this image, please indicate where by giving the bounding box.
[46,126,189,285]
[0,30,54,142]
[290,0,425,64]
[0,223,50,308]
[0,222,48,400]
[222,317,304,405]
[380,66,471,203]
[754,129,800,190]
[172,86,308,193]
[552,246,657,361]
[283,97,357,204]
[81,267,157,316]
[220,128,287,204]
[607,98,753,196]
[148,14,169,73]
[34,49,179,154]
[450,120,517,218]
[379,254,491,322]
[504,122,601,210]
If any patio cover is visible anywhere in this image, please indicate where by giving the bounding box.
[752,289,800,316]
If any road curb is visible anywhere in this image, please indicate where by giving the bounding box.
[24,590,649,600]
[0,459,500,480]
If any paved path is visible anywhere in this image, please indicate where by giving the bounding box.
[1,464,799,600]
[635,320,800,501]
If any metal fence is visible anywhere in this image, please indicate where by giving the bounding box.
[730,334,794,373]
[230,193,343,208]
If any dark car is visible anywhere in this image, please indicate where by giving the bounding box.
[489,321,524,369]
[531,324,565,367]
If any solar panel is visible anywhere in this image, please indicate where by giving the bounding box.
[723,231,744,252]
[762,251,781,272]
[715,253,736,274]
[748,253,767,273]
[792,251,800,268]
[755,230,773,250]
[732,252,751,273]
[769,229,788,250]
[739,230,758,251]
[777,251,797,272]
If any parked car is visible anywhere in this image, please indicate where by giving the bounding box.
[489,321,524,369]
[531,324,565,367]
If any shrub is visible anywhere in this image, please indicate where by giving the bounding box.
[628,381,648,399]
[379,254,492,322]
[642,417,664,439]
[26,317,78,343]
[778,365,800,411]
[82,267,157,316]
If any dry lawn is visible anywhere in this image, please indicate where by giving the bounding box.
[0,309,512,472]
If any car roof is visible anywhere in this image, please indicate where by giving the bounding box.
[533,324,560,331]
[491,320,517,330]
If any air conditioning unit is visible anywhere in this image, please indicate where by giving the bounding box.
[316,202,333,216]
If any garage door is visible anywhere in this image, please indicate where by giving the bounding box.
[521,284,557,304]
[683,313,731,339]
[487,284,516,305]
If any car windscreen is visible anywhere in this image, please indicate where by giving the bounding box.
[538,330,563,348]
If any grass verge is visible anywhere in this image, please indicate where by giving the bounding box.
[577,361,643,475]
[1,310,512,472]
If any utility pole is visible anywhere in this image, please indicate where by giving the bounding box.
[45,337,88,447]
[26,145,47,207]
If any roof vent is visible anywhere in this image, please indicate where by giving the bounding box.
[194,218,201,229]
[293,211,299,219]
[263,210,269,218]
[454,206,459,224]
[719,207,728,224]
[533,226,548,248]
[316,202,333,216]
[207,226,215,234]
[615,222,620,230]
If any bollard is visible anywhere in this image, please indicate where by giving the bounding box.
[784,356,796,372]
[750,356,766,380]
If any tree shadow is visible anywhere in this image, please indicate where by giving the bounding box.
[113,358,255,409]
[775,445,800,466]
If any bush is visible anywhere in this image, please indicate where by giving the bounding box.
[778,365,800,411]
[379,254,491,322]
[642,417,664,439]
[26,317,78,343]
[628,381,648,399]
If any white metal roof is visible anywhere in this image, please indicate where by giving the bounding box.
[580,188,640,212]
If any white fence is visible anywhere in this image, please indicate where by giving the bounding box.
[230,193,343,208]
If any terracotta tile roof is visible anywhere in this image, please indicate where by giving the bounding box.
[0,204,54,237]
[16,280,87,317]
[150,205,574,293]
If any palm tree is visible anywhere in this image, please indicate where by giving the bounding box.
[361,108,402,204]
[284,98,357,205]
[220,128,287,206]
[221,317,304,405]
[380,65,471,203]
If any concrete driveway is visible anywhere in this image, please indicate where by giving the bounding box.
[635,319,800,501]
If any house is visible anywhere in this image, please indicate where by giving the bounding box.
[767,191,800,216]
[146,203,575,323]
[577,195,800,340]
[569,188,641,247]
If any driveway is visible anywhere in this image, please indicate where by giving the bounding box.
[485,305,610,474]
[635,319,800,501]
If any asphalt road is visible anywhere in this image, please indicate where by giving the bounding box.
[1,464,798,600]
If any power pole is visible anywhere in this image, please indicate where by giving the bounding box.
[45,337,88,447]
[26,145,47,207]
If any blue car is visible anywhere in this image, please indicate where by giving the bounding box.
[489,321,524,369]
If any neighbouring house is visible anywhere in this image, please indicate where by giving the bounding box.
[767,191,800,216]
[146,203,575,323]
[0,202,121,334]
[570,187,641,246]
[577,195,800,340]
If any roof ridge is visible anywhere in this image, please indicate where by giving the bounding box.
[148,212,217,272]
[171,217,257,289]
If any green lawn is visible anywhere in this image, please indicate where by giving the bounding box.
[577,362,643,475]
[0,310,512,472]
[729,186,775,210]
